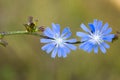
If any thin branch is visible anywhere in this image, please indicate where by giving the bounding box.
[0,30,45,38]
[66,41,83,44]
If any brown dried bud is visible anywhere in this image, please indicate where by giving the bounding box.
[28,16,33,24]
[112,31,120,42]
[38,26,45,32]
[23,16,37,32]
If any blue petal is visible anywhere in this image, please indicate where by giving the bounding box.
[61,27,70,37]
[87,44,93,53]
[99,44,106,54]
[102,42,110,49]
[79,41,94,53]
[41,43,55,51]
[82,42,90,51]
[88,23,95,33]
[97,21,102,30]
[103,38,112,42]
[102,34,115,42]
[94,45,98,54]
[52,23,60,36]
[101,23,109,32]
[51,47,58,58]
[80,24,90,33]
[65,43,77,50]
[62,52,67,58]
[103,28,112,35]
[46,44,55,54]
[82,42,92,51]
[104,34,115,39]
[63,46,70,54]
[63,32,72,39]
[65,39,77,43]
[58,47,62,57]
[93,19,98,27]
[61,47,67,58]
[44,27,54,38]
[63,53,67,58]
[40,39,52,43]
[76,32,89,37]
[79,42,88,49]
[81,37,90,42]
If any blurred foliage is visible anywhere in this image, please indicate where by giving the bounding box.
[0,0,120,80]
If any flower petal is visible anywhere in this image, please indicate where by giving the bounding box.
[104,34,115,39]
[44,27,54,38]
[99,44,106,54]
[102,42,110,49]
[65,39,77,43]
[61,27,70,37]
[82,42,92,51]
[51,47,58,58]
[81,37,90,42]
[61,47,67,58]
[88,23,95,33]
[103,28,112,35]
[46,44,55,53]
[97,21,102,30]
[52,23,60,36]
[102,34,115,42]
[58,47,62,57]
[65,43,77,50]
[76,32,89,37]
[63,32,72,39]
[80,24,90,33]
[87,44,93,53]
[101,23,109,32]
[62,46,71,54]
[40,39,52,43]
[93,19,97,27]
[103,38,112,42]
[79,42,88,49]
[94,45,98,54]
[41,43,55,51]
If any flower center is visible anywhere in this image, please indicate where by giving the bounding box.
[55,38,63,44]
[93,35,100,41]
[90,33,103,44]
[53,37,64,47]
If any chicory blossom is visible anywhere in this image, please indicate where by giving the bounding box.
[40,23,77,58]
[76,19,115,54]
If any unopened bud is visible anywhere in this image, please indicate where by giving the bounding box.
[38,26,45,32]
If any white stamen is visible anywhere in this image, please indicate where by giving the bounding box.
[55,38,63,45]
[89,33,103,44]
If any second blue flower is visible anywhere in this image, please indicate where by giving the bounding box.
[76,19,115,54]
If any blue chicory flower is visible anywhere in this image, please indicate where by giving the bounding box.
[40,23,77,58]
[76,19,115,54]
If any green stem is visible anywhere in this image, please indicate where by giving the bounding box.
[0,30,45,38]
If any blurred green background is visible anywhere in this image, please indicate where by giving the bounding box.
[0,0,120,80]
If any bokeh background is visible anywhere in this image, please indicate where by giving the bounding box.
[0,0,120,80]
